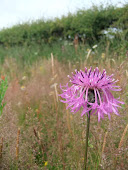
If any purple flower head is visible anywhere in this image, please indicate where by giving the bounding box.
[60,67,124,121]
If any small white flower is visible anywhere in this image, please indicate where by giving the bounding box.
[22,76,27,80]
[92,45,98,49]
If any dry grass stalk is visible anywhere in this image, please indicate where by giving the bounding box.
[105,41,110,58]
[114,124,128,169]
[66,104,72,136]
[54,83,58,102]
[118,124,128,149]
[102,131,108,154]
[36,109,40,122]
[33,127,44,154]
[74,34,79,54]
[16,128,20,159]
[51,53,54,75]
[33,127,39,141]
[53,92,58,112]
[0,137,3,158]
[86,49,92,60]
[68,61,71,71]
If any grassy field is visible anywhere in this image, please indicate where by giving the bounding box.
[0,39,128,169]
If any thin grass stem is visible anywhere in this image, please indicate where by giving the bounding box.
[84,111,91,170]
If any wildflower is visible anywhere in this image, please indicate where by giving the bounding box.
[68,35,71,39]
[40,66,43,71]
[87,49,90,52]
[126,70,128,77]
[44,161,48,166]
[92,45,98,49]
[60,67,124,121]
[21,86,26,91]
[17,102,22,106]
[34,52,38,55]
[22,76,27,80]
[35,109,39,113]
[1,75,5,81]
[101,53,105,59]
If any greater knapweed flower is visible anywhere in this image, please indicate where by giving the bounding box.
[60,67,124,121]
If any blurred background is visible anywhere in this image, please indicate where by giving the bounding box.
[0,0,126,29]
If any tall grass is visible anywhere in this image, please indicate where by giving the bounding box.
[0,46,127,169]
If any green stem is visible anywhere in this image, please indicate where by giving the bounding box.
[84,111,91,170]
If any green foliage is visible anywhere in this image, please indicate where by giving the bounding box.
[0,4,127,46]
[0,77,8,116]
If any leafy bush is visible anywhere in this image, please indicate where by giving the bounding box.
[0,4,127,46]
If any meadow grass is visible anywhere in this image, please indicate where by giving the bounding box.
[0,42,128,169]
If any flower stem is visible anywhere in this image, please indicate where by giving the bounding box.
[84,111,91,170]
